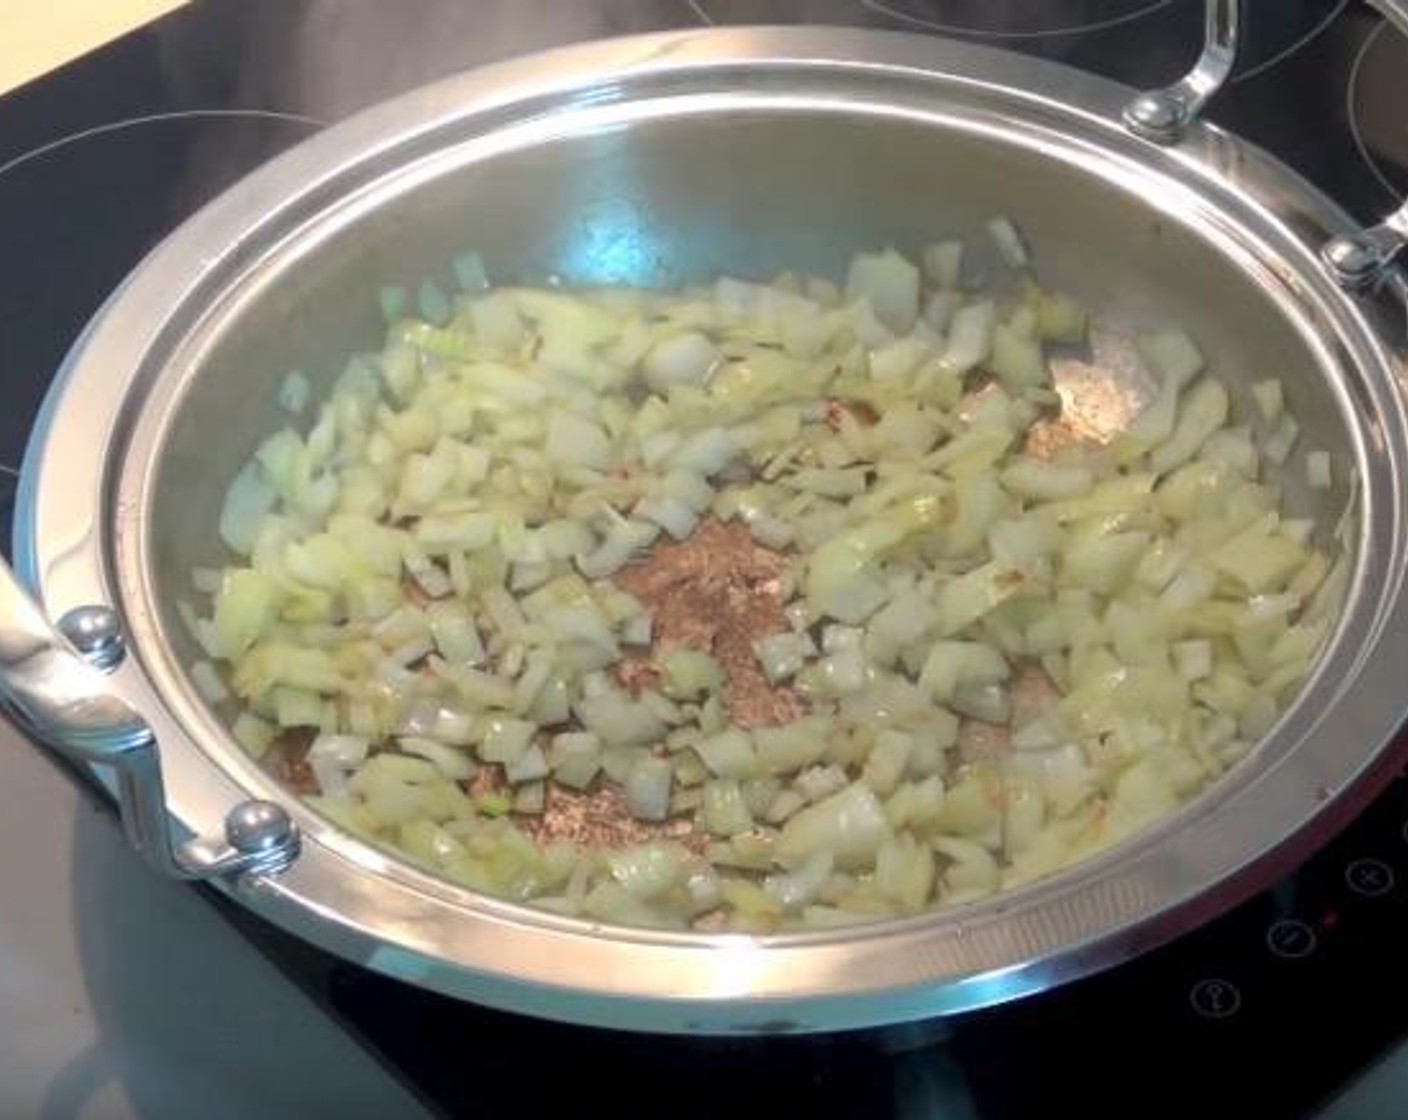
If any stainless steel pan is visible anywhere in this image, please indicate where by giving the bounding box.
[3,0,1407,1032]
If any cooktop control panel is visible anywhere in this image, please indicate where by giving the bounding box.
[220,761,1408,1120]
[950,764,1408,1117]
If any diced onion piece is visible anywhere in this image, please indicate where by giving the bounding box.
[1252,378,1284,424]
[277,370,311,414]
[934,561,1027,637]
[939,299,996,375]
[231,712,276,759]
[862,730,913,797]
[546,409,613,470]
[219,462,278,555]
[1307,450,1331,489]
[764,851,834,910]
[643,332,718,389]
[1138,328,1205,390]
[478,716,536,765]
[999,458,1093,502]
[634,495,700,541]
[776,781,889,870]
[1151,378,1229,475]
[987,216,1030,269]
[668,428,737,476]
[505,742,550,785]
[549,731,602,789]
[703,779,754,836]
[989,320,1049,390]
[622,756,672,822]
[400,736,475,781]
[874,833,936,910]
[844,248,920,334]
[754,632,815,684]
[660,649,724,700]
[212,569,280,659]
[919,641,1010,704]
[694,728,757,779]
[379,285,407,323]
[608,842,685,899]
[576,690,668,748]
[1264,414,1300,465]
[452,250,489,292]
[922,241,964,289]
[794,763,848,803]
[1172,639,1213,682]
[1033,290,1087,343]
[428,605,486,666]
[190,661,229,704]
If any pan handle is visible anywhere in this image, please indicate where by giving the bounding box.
[1323,0,1408,289]
[1124,0,1408,293]
[1121,0,1237,144]
[0,557,300,882]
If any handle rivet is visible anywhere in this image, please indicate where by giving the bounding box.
[225,800,296,855]
[1125,93,1183,137]
[1322,235,1383,289]
[58,605,125,670]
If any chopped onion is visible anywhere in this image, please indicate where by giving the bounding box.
[922,241,964,290]
[1264,414,1300,465]
[776,782,888,870]
[939,299,996,376]
[626,756,674,821]
[218,462,278,555]
[695,728,757,779]
[987,216,1030,269]
[1307,450,1332,490]
[400,736,475,781]
[845,248,920,334]
[199,242,1338,933]
[190,660,229,704]
[643,332,718,389]
[1252,378,1284,424]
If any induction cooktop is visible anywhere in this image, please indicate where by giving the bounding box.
[2,4,1406,1118]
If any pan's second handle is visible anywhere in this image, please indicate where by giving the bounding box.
[0,557,299,882]
[1122,0,1237,144]
[1124,0,1408,293]
[1321,0,1408,290]
[1323,204,1408,291]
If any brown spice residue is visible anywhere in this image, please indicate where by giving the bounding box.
[955,718,1011,765]
[469,764,705,853]
[467,765,505,800]
[825,397,878,431]
[1010,663,1063,727]
[612,518,805,729]
[1026,363,1144,459]
[272,728,319,795]
[613,654,662,698]
[523,783,707,855]
[1023,416,1087,461]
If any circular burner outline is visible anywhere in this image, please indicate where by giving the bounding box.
[857,0,1173,39]
[691,0,1346,80]
[0,108,325,476]
[1230,0,1350,85]
[0,108,325,183]
[684,0,715,24]
[1347,17,1408,202]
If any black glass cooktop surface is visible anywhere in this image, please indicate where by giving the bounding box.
[3,3,1406,1118]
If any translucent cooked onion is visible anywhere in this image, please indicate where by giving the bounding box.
[192,234,1343,932]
